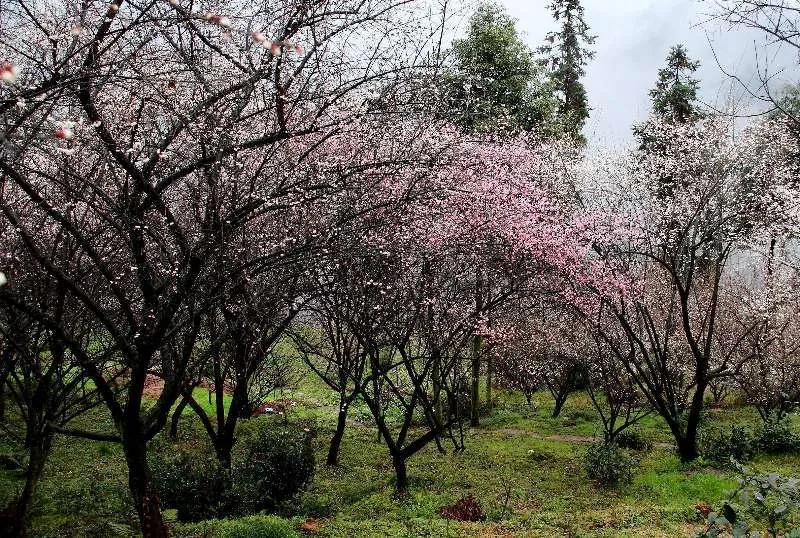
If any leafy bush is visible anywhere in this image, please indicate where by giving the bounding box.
[229,425,315,514]
[756,418,800,455]
[149,439,229,522]
[699,425,754,466]
[614,429,653,451]
[172,515,300,538]
[439,494,486,522]
[695,461,800,538]
[584,443,634,486]
[151,423,315,521]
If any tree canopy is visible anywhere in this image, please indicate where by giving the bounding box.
[444,3,559,136]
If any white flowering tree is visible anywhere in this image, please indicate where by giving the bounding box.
[590,116,799,461]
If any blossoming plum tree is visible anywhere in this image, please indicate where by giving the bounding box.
[587,116,800,461]
[0,0,448,533]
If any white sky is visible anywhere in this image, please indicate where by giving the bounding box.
[494,0,800,146]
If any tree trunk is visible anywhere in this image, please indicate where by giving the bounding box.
[8,430,52,537]
[214,391,244,470]
[392,454,408,495]
[327,402,349,466]
[0,355,12,422]
[470,338,481,427]
[372,376,383,443]
[214,434,234,470]
[552,392,568,418]
[123,436,167,538]
[664,409,701,463]
[471,269,484,427]
[676,434,699,462]
[168,397,188,439]
[676,386,706,463]
[432,349,443,425]
[485,353,492,415]
[0,377,5,422]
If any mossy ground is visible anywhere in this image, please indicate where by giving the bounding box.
[1,372,798,537]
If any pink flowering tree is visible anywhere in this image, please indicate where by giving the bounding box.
[0,0,449,533]
[488,304,587,417]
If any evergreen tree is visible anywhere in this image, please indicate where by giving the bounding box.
[768,82,800,121]
[540,0,596,143]
[445,3,559,136]
[634,45,704,199]
[648,44,702,124]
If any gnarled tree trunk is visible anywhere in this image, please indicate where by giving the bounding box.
[123,431,167,538]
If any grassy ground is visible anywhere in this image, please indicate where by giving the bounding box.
[1,372,798,537]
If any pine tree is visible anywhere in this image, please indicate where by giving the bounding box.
[649,44,702,124]
[445,3,559,136]
[540,0,596,143]
[634,45,704,199]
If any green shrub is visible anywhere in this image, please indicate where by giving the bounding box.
[149,439,229,522]
[229,425,315,514]
[584,443,634,486]
[699,425,754,466]
[614,429,652,451]
[172,515,300,538]
[695,462,800,538]
[755,418,800,455]
[151,422,315,520]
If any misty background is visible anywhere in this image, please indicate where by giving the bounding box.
[482,0,800,146]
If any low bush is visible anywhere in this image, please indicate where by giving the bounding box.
[755,418,800,455]
[584,443,634,486]
[229,425,315,514]
[564,408,596,426]
[443,389,496,419]
[699,425,754,466]
[695,461,800,538]
[172,515,300,538]
[439,494,486,522]
[149,439,229,522]
[151,423,315,521]
[614,429,653,451]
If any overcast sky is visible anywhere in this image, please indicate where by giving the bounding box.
[492,0,800,146]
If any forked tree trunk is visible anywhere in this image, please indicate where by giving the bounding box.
[552,389,569,418]
[168,397,188,439]
[327,400,349,466]
[123,435,167,538]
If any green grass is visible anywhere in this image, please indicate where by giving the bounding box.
[1,373,798,537]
